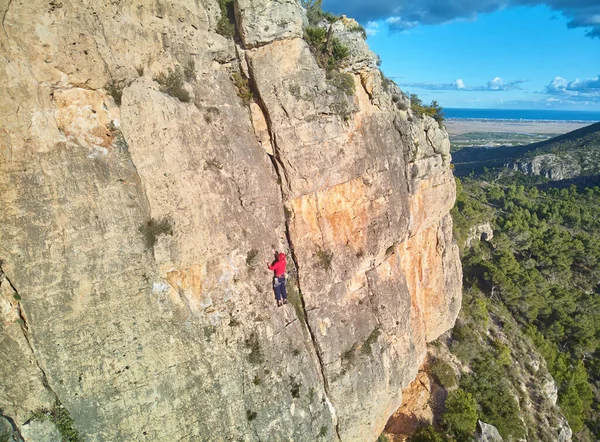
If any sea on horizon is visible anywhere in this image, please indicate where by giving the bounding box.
[444,108,600,122]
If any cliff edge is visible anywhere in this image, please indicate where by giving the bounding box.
[0,1,461,440]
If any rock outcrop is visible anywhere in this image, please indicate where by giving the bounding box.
[0,1,461,440]
[476,421,503,442]
[509,153,582,181]
[465,222,494,248]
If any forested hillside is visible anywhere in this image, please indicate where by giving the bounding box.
[403,176,600,441]
[449,178,600,440]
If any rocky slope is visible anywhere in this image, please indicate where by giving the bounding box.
[0,1,461,440]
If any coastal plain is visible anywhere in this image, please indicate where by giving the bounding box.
[445,118,590,136]
[445,118,593,149]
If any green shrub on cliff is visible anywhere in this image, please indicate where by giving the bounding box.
[301,0,340,25]
[442,389,478,439]
[216,0,235,37]
[326,70,355,95]
[409,94,444,126]
[30,406,81,442]
[408,426,447,442]
[155,68,191,102]
[139,217,173,249]
[232,72,253,104]
[430,358,456,388]
[304,26,351,73]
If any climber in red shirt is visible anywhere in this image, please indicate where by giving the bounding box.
[267,252,287,307]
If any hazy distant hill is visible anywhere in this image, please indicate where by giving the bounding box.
[452,121,600,180]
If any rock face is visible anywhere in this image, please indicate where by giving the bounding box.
[383,368,446,441]
[476,420,504,442]
[0,1,461,441]
[465,222,494,248]
[510,153,582,181]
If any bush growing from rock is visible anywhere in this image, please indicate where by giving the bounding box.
[408,425,447,442]
[139,217,173,249]
[155,68,191,102]
[316,248,333,271]
[326,70,354,96]
[30,406,81,442]
[442,389,477,439]
[232,72,253,104]
[303,26,350,73]
[106,80,123,105]
[430,358,457,388]
[216,0,235,37]
[409,94,444,126]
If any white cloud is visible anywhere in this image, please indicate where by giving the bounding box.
[385,16,419,30]
[487,77,505,90]
[323,0,600,38]
[365,21,380,36]
[454,79,466,89]
[402,77,525,91]
[543,75,600,101]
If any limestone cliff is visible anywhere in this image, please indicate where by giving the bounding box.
[0,1,461,440]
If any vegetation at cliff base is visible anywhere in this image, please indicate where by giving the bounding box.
[451,177,600,440]
[429,358,456,388]
[442,389,478,438]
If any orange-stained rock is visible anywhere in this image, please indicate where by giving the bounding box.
[0,2,461,441]
[384,366,446,441]
[54,88,120,151]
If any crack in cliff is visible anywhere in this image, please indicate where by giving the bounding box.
[0,261,19,297]
[0,0,12,38]
[0,262,62,408]
[0,410,23,442]
[243,51,342,442]
[17,304,60,404]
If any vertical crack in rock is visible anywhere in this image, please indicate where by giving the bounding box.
[243,52,342,441]
[0,262,60,404]
[17,305,60,404]
[0,261,19,297]
[0,411,24,442]
[118,122,157,259]
[1,0,13,36]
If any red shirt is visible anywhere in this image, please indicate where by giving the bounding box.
[268,259,286,277]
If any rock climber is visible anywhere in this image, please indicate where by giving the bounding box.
[267,252,287,307]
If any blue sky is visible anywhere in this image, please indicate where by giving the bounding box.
[322,0,600,110]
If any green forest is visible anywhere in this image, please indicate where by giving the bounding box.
[412,176,600,441]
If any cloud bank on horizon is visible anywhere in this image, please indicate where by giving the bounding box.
[323,0,600,38]
[544,75,600,102]
[404,77,527,92]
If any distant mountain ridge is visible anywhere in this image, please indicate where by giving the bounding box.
[452,121,600,180]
